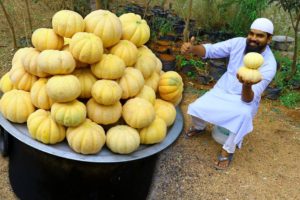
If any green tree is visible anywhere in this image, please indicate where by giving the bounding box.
[219,0,268,36]
[269,0,300,81]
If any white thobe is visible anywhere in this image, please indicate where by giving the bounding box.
[187,37,277,147]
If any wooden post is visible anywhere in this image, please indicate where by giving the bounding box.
[24,0,32,33]
[0,1,18,49]
[95,0,101,9]
[95,0,112,10]
[286,12,300,80]
[183,0,193,42]
[143,0,152,19]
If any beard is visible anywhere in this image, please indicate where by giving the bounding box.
[245,39,267,54]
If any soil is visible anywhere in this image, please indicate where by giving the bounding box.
[0,1,300,200]
[1,78,299,200]
[148,81,300,200]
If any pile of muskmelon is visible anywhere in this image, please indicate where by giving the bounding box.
[0,9,184,155]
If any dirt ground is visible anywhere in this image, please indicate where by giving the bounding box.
[148,83,300,200]
[0,81,299,200]
[0,1,300,199]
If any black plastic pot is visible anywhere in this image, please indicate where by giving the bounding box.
[264,86,282,100]
[196,74,213,85]
[155,45,171,54]
[159,54,176,71]
[189,19,196,29]
[208,59,228,81]
[180,65,212,85]
[173,24,185,35]
[173,17,185,26]
[180,65,196,75]
[157,34,176,42]
[124,4,144,16]
[0,108,183,200]
[151,6,167,18]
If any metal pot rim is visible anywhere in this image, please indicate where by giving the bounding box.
[0,107,183,163]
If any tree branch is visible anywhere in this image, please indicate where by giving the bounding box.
[0,1,17,49]
[288,9,295,30]
[25,0,33,33]
[285,12,300,81]
[183,0,193,42]
[143,0,152,19]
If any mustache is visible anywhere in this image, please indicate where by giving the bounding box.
[245,41,265,53]
[247,40,259,46]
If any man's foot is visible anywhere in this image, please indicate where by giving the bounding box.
[184,127,206,138]
[214,150,234,170]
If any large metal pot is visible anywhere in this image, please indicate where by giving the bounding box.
[0,107,183,200]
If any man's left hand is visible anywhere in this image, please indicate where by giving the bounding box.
[236,73,261,86]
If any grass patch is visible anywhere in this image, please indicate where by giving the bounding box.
[279,91,300,108]
[184,86,208,96]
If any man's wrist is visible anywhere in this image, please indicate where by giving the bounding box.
[242,84,252,89]
[241,83,254,102]
[189,46,195,54]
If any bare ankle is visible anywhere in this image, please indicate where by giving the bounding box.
[221,149,230,157]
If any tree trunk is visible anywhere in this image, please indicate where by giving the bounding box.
[25,0,33,33]
[285,12,300,81]
[96,0,110,10]
[183,0,193,42]
[0,1,17,49]
[143,0,152,19]
[95,0,101,9]
[160,0,167,8]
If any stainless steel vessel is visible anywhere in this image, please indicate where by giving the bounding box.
[0,107,184,200]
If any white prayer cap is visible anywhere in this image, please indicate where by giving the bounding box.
[250,18,274,34]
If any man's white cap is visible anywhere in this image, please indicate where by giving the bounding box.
[250,18,274,35]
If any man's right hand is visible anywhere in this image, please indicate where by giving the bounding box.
[181,36,195,55]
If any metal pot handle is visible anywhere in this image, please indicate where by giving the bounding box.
[0,126,9,157]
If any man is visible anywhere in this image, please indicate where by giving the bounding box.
[181,18,277,170]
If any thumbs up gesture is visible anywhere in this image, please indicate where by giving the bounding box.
[181,36,195,54]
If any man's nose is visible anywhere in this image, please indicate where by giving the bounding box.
[250,34,258,41]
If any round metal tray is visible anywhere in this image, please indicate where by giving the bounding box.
[0,107,183,163]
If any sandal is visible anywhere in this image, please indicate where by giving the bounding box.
[214,153,234,170]
[184,127,205,138]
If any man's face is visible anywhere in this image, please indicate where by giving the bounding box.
[245,29,272,53]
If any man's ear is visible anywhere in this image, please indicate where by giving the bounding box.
[267,35,272,44]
